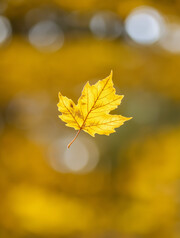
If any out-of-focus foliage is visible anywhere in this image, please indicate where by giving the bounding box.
[0,0,180,238]
[115,128,180,237]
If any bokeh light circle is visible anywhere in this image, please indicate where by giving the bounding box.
[48,136,99,174]
[125,7,165,45]
[160,23,180,54]
[0,16,12,45]
[90,11,122,40]
[28,20,64,52]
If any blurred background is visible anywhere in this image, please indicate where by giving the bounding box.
[0,0,180,237]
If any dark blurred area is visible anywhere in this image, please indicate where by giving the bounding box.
[0,0,180,237]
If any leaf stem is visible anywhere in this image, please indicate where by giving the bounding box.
[67,129,81,149]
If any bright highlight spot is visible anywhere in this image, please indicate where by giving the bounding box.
[125,7,165,45]
[28,20,64,52]
[160,23,180,54]
[90,11,122,40]
[0,16,11,45]
[48,136,99,174]
[63,140,89,172]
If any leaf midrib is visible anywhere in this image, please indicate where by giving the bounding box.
[80,77,110,129]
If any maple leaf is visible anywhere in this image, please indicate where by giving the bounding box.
[57,71,132,148]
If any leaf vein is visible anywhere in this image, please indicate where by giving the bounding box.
[61,98,80,128]
[81,76,111,128]
[92,97,120,111]
[84,119,123,128]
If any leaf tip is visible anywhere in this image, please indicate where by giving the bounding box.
[127,117,133,121]
[58,92,62,101]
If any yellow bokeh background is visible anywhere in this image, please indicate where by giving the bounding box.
[0,0,180,237]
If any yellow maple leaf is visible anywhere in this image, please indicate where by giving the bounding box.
[57,71,132,148]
